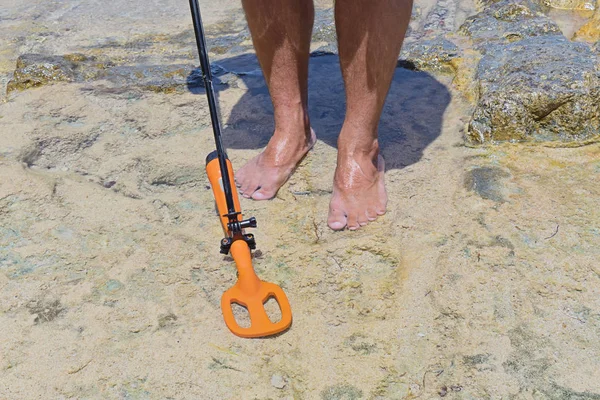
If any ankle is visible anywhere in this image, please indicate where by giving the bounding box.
[274,102,310,126]
[273,108,312,145]
[337,119,378,152]
[337,136,379,162]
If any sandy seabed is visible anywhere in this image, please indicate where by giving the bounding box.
[1,0,600,398]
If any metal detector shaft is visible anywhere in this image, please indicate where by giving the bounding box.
[188,0,236,218]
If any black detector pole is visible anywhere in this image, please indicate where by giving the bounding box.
[188,0,237,218]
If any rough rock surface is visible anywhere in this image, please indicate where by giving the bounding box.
[469,35,600,142]
[393,0,600,144]
[459,0,562,49]
[2,0,600,399]
[541,0,596,9]
[8,53,204,94]
[458,0,600,143]
[574,10,600,41]
[399,37,461,74]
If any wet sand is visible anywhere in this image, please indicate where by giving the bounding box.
[1,0,599,398]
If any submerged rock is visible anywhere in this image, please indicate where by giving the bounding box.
[458,0,600,143]
[7,54,88,92]
[464,166,510,202]
[468,35,600,143]
[103,64,194,94]
[459,0,561,49]
[7,53,201,94]
[540,0,596,10]
[321,384,363,400]
[573,12,600,42]
[312,8,336,44]
[312,8,338,54]
[399,37,460,74]
[422,0,459,35]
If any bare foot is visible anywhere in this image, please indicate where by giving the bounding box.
[235,126,316,200]
[327,148,387,231]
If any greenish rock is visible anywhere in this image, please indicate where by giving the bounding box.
[313,9,336,44]
[7,53,202,94]
[459,0,561,49]
[459,0,600,143]
[27,299,65,324]
[468,35,600,143]
[540,0,596,10]
[321,384,363,400]
[312,9,338,55]
[399,37,460,74]
[104,64,194,94]
[7,54,83,92]
[464,166,510,202]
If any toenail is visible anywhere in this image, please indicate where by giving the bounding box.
[328,222,346,230]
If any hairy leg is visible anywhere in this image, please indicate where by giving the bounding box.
[328,0,413,230]
[236,0,316,200]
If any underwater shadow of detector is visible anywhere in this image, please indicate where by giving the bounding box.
[187,52,450,171]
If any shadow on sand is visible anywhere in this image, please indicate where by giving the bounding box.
[188,52,450,171]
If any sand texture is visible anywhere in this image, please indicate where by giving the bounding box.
[1,0,600,398]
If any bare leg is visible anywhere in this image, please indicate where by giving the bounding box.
[328,0,413,230]
[236,0,316,200]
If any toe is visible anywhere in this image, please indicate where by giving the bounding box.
[328,208,347,231]
[375,155,387,213]
[234,170,246,187]
[357,212,369,226]
[376,195,387,215]
[239,183,249,197]
[346,212,360,230]
[234,172,243,185]
[366,208,378,221]
[240,178,259,199]
[251,187,277,200]
[240,185,256,199]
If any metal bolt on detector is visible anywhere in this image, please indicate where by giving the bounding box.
[188,0,292,338]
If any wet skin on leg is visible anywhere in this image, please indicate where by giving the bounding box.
[236,0,316,200]
[240,0,413,230]
[328,0,413,230]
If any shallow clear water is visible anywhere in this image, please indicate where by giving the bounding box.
[547,8,595,38]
